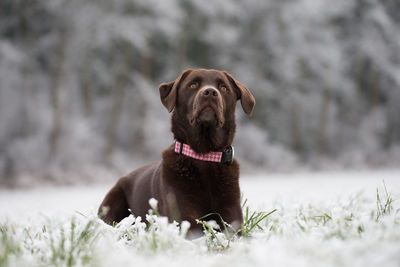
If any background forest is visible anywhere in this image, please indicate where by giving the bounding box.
[1,0,400,187]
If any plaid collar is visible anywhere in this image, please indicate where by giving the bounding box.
[174,141,234,165]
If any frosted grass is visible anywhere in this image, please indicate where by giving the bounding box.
[1,180,399,267]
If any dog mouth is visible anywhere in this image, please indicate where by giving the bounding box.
[190,102,224,128]
[199,105,216,120]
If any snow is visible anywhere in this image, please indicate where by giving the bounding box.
[1,170,399,267]
[1,169,398,220]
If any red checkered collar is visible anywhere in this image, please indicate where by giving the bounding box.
[174,140,234,165]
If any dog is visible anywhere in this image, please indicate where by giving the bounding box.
[98,68,255,233]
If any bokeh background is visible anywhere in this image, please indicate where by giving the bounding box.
[1,0,399,187]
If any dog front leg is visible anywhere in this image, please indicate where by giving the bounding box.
[220,203,244,233]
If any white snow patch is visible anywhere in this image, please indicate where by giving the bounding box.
[1,170,399,267]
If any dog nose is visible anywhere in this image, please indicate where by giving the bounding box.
[202,88,218,97]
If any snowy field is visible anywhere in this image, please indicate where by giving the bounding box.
[1,170,400,267]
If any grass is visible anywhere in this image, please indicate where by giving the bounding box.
[196,199,277,250]
[375,181,394,221]
[0,182,399,267]
[47,217,99,266]
[241,199,277,238]
[0,224,21,267]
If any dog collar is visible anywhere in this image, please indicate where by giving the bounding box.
[174,141,234,165]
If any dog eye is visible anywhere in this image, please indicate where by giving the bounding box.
[220,85,228,92]
[189,83,198,89]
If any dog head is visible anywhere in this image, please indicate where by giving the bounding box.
[159,69,255,153]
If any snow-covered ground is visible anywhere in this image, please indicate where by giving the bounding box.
[1,170,400,267]
[1,170,399,219]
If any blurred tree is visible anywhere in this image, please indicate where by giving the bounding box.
[1,0,400,185]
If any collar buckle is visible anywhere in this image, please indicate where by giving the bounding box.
[221,146,234,165]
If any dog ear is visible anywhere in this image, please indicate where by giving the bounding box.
[223,71,256,116]
[159,69,193,112]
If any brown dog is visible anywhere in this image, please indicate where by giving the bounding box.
[98,69,255,233]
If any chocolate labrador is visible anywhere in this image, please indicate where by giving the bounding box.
[99,68,255,233]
